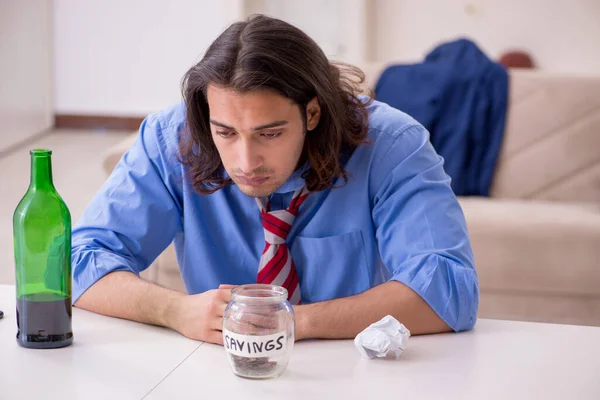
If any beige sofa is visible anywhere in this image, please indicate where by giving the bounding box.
[103,65,600,327]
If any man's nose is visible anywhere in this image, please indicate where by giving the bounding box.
[237,140,263,174]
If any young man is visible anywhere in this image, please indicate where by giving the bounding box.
[73,15,478,344]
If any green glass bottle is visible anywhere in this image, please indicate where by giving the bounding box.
[13,149,73,349]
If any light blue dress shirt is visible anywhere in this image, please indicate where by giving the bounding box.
[72,99,479,332]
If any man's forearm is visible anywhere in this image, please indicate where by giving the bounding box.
[294,281,451,340]
[74,271,185,328]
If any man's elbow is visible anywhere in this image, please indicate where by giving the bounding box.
[425,259,479,333]
[452,272,479,332]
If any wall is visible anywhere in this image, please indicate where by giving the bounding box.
[247,0,368,62]
[53,0,244,116]
[52,0,600,117]
[372,0,600,75]
[0,0,53,152]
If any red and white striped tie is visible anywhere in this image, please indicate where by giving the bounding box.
[255,186,309,305]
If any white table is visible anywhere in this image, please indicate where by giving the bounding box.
[2,285,600,399]
[0,285,200,399]
[148,319,600,399]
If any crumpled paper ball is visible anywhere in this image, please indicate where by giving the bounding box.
[354,315,411,360]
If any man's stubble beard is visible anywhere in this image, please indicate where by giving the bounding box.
[233,177,287,198]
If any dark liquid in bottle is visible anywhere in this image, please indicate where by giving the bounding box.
[16,292,73,349]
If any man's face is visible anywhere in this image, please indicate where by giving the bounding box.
[206,85,319,198]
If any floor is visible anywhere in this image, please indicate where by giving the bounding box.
[0,129,129,285]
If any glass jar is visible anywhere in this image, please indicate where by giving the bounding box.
[222,284,295,379]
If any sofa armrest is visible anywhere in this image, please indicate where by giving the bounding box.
[102,132,138,176]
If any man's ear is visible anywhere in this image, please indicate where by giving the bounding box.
[305,97,321,131]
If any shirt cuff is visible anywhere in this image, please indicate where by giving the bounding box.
[72,249,141,304]
[389,253,479,331]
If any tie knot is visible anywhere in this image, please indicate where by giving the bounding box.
[261,209,295,244]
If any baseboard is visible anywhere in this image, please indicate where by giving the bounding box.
[54,114,145,131]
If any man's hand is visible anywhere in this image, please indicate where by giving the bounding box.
[75,273,243,345]
[166,284,236,344]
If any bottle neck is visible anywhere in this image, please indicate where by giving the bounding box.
[30,152,54,190]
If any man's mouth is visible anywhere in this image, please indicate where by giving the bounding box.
[235,175,269,186]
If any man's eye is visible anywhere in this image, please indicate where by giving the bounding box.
[262,132,282,139]
[216,131,235,138]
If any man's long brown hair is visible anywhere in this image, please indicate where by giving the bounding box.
[180,14,371,195]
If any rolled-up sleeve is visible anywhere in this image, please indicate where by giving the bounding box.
[71,114,183,303]
[371,124,479,331]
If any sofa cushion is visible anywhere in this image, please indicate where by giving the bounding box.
[140,243,185,293]
[459,197,600,297]
[490,70,600,203]
[480,291,600,327]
